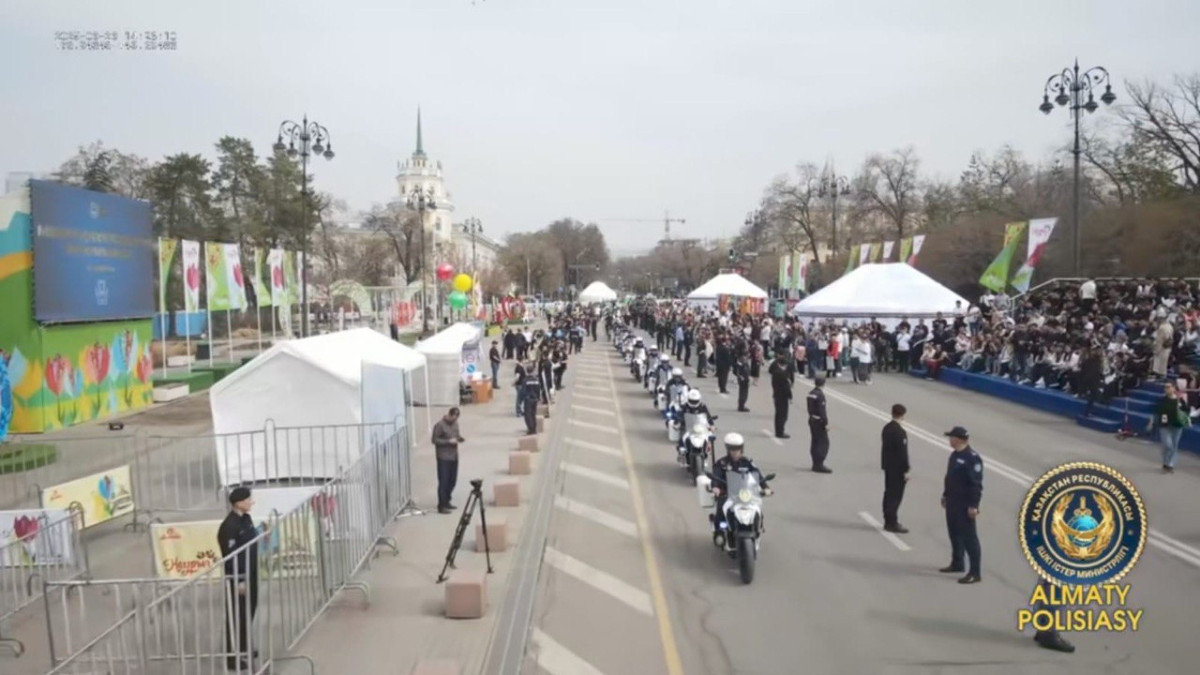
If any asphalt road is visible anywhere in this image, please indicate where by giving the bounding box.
[524,337,1200,675]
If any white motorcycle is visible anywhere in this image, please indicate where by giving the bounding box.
[698,470,776,584]
[678,415,716,480]
[632,356,645,382]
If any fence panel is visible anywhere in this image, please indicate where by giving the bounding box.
[0,513,89,656]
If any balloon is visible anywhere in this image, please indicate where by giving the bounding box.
[452,273,473,293]
[448,290,468,309]
[436,264,454,282]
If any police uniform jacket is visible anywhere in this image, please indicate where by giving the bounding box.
[943,446,983,509]
[733,360,750,384]
[712,455,769,492]
[217,510,259,585]
[768,360,792,399]
[881,420,909,474]
[806,387,828,425]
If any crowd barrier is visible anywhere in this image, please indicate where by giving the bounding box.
[0,511,90,657]
[41,419,413,674]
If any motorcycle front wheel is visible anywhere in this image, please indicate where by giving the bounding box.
[737,536,756,584]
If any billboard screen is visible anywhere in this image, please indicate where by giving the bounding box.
[31,180,155,323]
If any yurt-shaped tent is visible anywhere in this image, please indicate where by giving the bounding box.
[415,322,484,406]
[578,281,618,304]
[686,273,768,306]
[793,263,968,319]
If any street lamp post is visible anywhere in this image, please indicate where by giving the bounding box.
[1040,59,1116,276]
[406,186,438,335]
[818,174,851,261]
[274,115,334,338]
[461,218,482,274]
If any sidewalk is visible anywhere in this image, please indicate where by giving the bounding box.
[282,358,549,675]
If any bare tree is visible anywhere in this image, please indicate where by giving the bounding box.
[367,202,423,285]
[1122,75,1200,193]
[856,147,923,239]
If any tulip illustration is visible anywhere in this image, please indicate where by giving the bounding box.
[13,515,38,562]
[272,266,283,288]
[84,343,111,411]
[44,355,68,421]
[96,475,114,518]
[186,264,200,292]
[232,264,244,288]
[136,353,152,384]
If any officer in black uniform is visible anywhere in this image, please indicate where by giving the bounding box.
[709,432,772,532]
[881,404,910,532]
[940,425,982,584]
[768,352,792,438]
[217,487,259,671]
[733,354,751,412]
[522,370,542,435]
[807,377,832,473]
[513,360,529,418]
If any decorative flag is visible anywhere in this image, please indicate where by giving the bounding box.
[843,245,859,275]
[182,240,201,312]
[858,244,871,266]
[296,251,306,304]
[899,237,913,263]
[268,249,286,307]
[882,240,895,261]
[252,248,270,307]
[222,243,247,310]
[284,251,299,304]
[793,252,808,292]
[868,242,882,262]
[1009,218,1058,293]
[908,234,926,265]
[204,243,230,310]
[157,238,178,311]
[779,253,792,290]
[979,222,1027,292]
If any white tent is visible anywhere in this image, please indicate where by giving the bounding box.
[686,273,768,302]
[415,322,484,406]
[793,263,969,319]
[578,281,618,304]
[209,328,431,486]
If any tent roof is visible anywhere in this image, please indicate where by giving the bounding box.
[211,328,426,394]
[578,281,617,302]
[686,273,768,300]
[416,322,482,355]
[793,263,969,318]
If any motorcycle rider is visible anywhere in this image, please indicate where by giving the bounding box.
[644,346,660,387]
[677,389,716,457]
[710,433,772,532]
[665,367,689,406]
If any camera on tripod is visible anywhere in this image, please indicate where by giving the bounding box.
[437,478,494,583]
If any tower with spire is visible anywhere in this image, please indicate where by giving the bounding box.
[396,107,455,245]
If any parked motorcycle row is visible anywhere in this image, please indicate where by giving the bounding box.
[612,321,775,583]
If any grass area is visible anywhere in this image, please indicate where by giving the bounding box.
[152,370,216,392]
[0,443,58,475]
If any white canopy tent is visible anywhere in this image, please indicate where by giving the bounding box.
[209,328,431,486]
[792,263,969,320]
[415,322,484,406]
[578,281,618,304]
[686,273,768,305]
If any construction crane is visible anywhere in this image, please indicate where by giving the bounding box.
[600,210,686,243]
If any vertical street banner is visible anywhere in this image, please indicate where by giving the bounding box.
[284,251,299,304]
[858,243,871,266]
[222,243,247,310]
[253,248,271,307]
[979,222,1027,292]
[157,239,177,311]
[882,240,895,261]
[868,242,882,262]
[181,240,201,312]
[1009,217,1058,293]
[908,234,926,265]
[296,251,306,303]
[204,242,231,311]
[843,245,858,275]
[899,237,913,264]
[778,253,792,290]
[792,252,807,292]
[269,249,286,307]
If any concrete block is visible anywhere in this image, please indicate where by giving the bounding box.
[444,571,487,619]
[518,435,539,453]
[411,660,460,675]
[536,417,545,433]
[494,481,520,507]
[166,355,194,367]
[152,383,189,403]
[475,519,508,552]
[509,451,532,475]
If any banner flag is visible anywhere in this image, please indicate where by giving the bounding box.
[182,240,201,312]
[979,222,1027,292]
[204,243,231,311]
[843,245,858,275]
[223,243,247,310]
[882,240,895,261]
[269,249,286,307]
[284,251,299,304]
[899,237,913,263]
[252,248,270,307]
[868,242,882,262]
[858,244,871,266]
[793,252,808,291]
[909,234,926,265]
[778,253,792,290]
[1009,217,1058,293]
[157,239,177,311]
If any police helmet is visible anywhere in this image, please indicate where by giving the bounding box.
[671,367,683,377]
[724,432,745,450]
[686,389,702,403]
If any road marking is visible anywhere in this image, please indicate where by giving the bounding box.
[607,356,686,675]
[575,383,611,392]
[554,495,639,538]
[858,511,912,552]
[569,418,620,434]
[761,429,783,445]
[530,628,607,675]
[575,365,608,372]
[828,387,1200,570]
[573,392,614,404]
[566,438,624,459]
[561,462,630,490]
[572,404,616,417]
[543,547,653,615]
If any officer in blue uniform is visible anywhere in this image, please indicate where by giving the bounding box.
[940,426,982,584]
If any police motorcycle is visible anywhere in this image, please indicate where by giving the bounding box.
[630,339,647,382]
[650,357,674,408]
[664,384,697,442]
[681,419,716,480]
[644,346,661,390]
[697,442,776,585]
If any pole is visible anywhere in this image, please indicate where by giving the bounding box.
[1071,60,1082,277]
[831,189,839,259]
[226,310,234,363]
[157,239,167,378]
[184,312,192,373]
[255,294,263,354]
[300,144,310,339]
[420,204,429,334]
[525,257,531,296]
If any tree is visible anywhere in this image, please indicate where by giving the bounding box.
[758,162,826,279]
[499,232,562,295]
[54,141,150,199]
[856,147,923,239]
[1121,75,1200,194]
[544,218,611,287]
[1079,131,1181,206]
[259,149,310,248]
[366,202,424,285]
[211,137,266,244]
[146,153,216,239]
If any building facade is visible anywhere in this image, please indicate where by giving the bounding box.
[395,110,455,247]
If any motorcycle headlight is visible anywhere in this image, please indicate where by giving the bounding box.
[733,507,756,525]
[737,489,753,503]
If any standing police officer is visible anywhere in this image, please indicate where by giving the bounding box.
[522,366,542,435]
[217,487,259,671]
[940,426,982,584]
[734,353,751,413]
[807,377,832,473]
[880,404,909,533]
[768,352,792,438]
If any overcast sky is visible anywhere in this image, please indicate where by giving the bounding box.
[3,0,1197,255]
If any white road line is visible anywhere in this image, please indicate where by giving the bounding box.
[828,387,1200,570]
[575,384,611,392]
[566,438,624,459]
[858,511,912,552]
[530,628,607,675]
[572,404,617,417]
[570,418,620,433]
[575,365,608,372]
[543,547,653,615]
[761,429,783,446]
[573,392,614,404]
[561,462,630,490]
[554,495,639,538]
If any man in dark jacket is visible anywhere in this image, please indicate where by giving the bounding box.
[715,337,734,394]
[734,353,751,413]
[768,353,792,438]
[807,377,831,472]
[218,487,259,671]
[489,340,502,386]
[881,404,910,532]
[432,408,465,514]
[941,426,983,584]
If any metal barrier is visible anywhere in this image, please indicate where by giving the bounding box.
[0,433,143,511]
[0,512,89,657]
[42,420,413,673]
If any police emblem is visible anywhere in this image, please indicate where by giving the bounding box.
[1019,462,1146,586]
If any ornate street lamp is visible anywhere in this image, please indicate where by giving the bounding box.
[461,217,483,274]
[817,174,851,260]
[406,186,438,334]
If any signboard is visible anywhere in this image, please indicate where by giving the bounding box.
[250,486,320,578]
[150,520,221,579]
[30,180,155,323]
[41,465,135,529]
[0,509,76,567]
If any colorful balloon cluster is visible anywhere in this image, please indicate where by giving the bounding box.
[435,264,474,310]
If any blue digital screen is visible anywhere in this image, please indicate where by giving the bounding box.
[31,180,155,323]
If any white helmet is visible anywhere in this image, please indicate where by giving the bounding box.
[686,389,701,403]
[724,432,745,448]
[660,356,670,364]
[671,367,683,377]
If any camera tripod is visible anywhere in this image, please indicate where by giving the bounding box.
[436,479,493,583]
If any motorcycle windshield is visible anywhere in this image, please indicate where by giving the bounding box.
[726,472,763,506]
